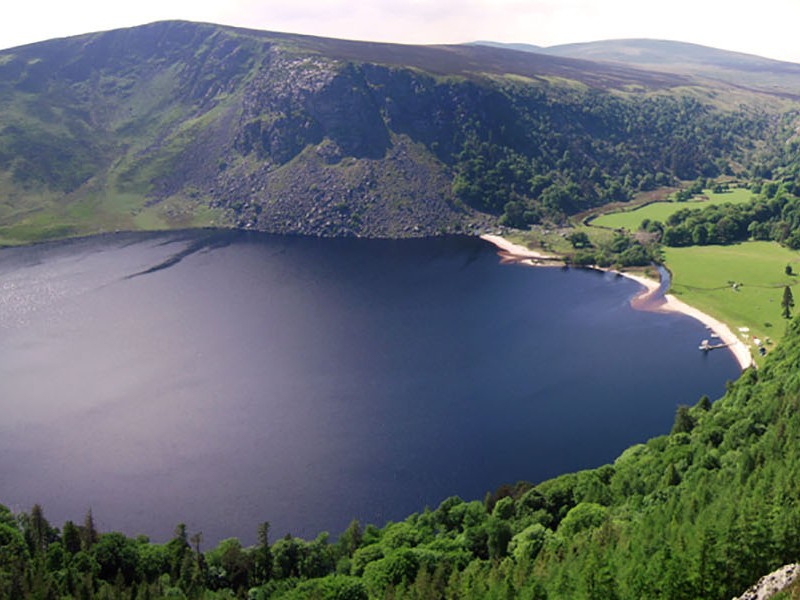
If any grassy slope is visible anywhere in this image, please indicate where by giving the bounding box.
[665,241,800,349]
[591,188,755,230]
[0,191,227,246]
[0,24,245,245]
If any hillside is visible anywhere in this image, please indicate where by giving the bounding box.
[0,21,795,244]
[476,38,800,97]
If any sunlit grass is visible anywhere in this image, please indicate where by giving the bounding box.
[591,188,755,230]
[0,185,227,246]
[665,241,800,350]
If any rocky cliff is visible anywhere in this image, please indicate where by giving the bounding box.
[0,21,791,243]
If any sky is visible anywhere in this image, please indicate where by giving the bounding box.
[3,0,800,64]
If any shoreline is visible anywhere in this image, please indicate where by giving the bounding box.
[480,233,754,371]
[479,234,564,266]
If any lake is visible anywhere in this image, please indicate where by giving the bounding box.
[0,231,740,544]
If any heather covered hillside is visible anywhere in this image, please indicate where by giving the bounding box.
[0,21,794,244]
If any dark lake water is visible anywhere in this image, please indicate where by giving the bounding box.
[0,231,740,544]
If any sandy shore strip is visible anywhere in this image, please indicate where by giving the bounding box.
[660,292,754,370]
[479,234,563,266]
[617,270,753,370]
[480,233,754,370]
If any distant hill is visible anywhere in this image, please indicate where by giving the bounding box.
[468,40,543,53]
[543,38,799,71]
[472,38,800,96]
[0,21,795,244]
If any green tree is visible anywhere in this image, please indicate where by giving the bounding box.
[0,523,28,599]
[663,463,681,486]
[253,521,272,584]
[137,542,168,584]
[189,531,202,556]
[272,534,302,579]
[26,504,49,557]
[362,549,418,596]
[486,518,512,559]
[165,523,190,579]
[62,521,82,555]
[301,533,335,579]
[569,231,591,249]
[557,503,607,538]
[207,537,252,592]
[338,519,363,559]
[697,394,712,411]
[782,285,795,318]
[92,532,139,584]
[82,509,98,550]
[671,404,695,434]
[692,223,709,245]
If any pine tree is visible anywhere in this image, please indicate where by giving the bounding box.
[338,519,363,558]
[190,531,202,556]
[29,504,47,557]
[82,508,98,550]
[254,521,272,584]
[782,286,795,319]
[62,520,81,555]
[671,405,695,434]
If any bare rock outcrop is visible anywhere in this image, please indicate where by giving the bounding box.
[735,564,800,600]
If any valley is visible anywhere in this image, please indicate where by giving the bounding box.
[4,20,800,599]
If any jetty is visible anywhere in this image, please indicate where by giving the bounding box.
[699,339,729,352]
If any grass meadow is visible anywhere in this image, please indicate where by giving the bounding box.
[664,241,800,351]
[0,187,226,246]
[591,188,755,230]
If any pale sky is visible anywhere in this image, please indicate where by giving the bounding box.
[3,0,800,64]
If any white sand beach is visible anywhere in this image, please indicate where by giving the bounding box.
[479,234,563,266]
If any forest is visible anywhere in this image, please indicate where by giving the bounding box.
[655,181,800,249]
[450,91,770,228]
[6,315,800,599]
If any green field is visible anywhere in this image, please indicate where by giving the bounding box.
[0,188,227,246]
[591,188,755,230]
[664,241,800,351]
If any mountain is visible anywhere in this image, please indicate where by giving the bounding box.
[474,38,800,96]
[543,38,799,72]
[468,40,543,53]
[0,21,795,245]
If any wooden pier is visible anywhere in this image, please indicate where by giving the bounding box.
[699,339,729,352]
